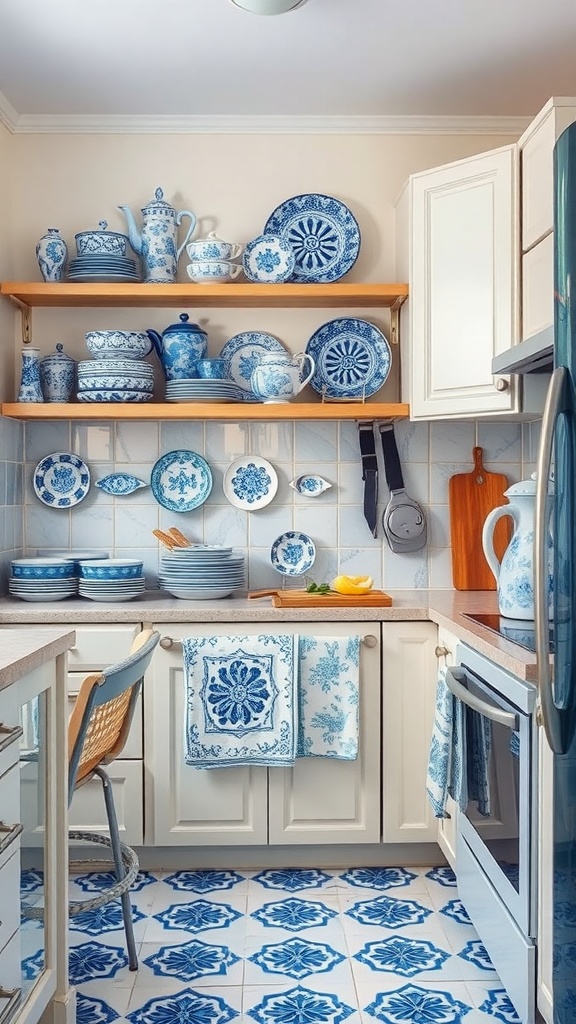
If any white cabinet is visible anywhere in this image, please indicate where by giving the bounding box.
[396,145,521,420]
[146,622,381,847]
[381,621,439,843]
[537,727,553,1024]
[433,627,460,867]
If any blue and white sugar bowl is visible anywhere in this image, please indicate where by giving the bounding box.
[186,231,243,262]
[40,343,77,402]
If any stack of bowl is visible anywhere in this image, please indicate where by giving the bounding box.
[158,545,245,599]
[78,559,145,602]
[186,232,243,284]
[77,330,155,403]
[9,558,78,602]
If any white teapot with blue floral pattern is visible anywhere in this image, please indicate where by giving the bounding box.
[482,475,554,620]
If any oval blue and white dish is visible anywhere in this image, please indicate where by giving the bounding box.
[223,456,278,511]
[263,193,360,283]
[289,475,332,496]
[33,452,90,508]
[150,450,212,513]
[270,531,316,576]
[242,233,295,283]
[305,317,391,399]
[95,473,147,496]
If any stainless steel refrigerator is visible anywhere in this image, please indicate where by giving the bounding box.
[535,121,576,1024]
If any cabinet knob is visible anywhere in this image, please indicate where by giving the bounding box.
[495,377,510,392]
[435,645,450,659]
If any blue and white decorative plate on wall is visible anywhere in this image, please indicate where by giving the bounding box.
[270,531,316,576]
[242,233,295,283]
[150,450,212,512]
[305,317,392,399]
[223,457,278,510]
[95,473,147,495]
[219,332,289,400]
[289,474,332,496]
[33,452,90,508]
[264,193,360,283]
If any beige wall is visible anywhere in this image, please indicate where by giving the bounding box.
[0,121,16,401]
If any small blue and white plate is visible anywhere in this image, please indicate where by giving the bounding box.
[242,233,295,283]
[223,456,278,511]
[219,331,289,400]
[305,317,391,399]
[33,452,90,509]
[271,531,316,576]
[95,473,147,495]
[151,450,212,513]
[289,474,332,496]
[264,193,360,283]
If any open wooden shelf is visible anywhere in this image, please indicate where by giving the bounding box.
[0,401,410,422]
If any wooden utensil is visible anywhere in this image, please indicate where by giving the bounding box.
[249,588,393,607]
[168,527,192,547]
[152,528,177,550]
[448,447,511,591]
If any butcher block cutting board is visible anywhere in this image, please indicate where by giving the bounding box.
[449,447,511,591]
[249,589,393,608]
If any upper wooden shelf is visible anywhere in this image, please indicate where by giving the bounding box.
[0,401,410,422]
[0,281,408,310]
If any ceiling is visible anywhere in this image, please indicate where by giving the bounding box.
[1,0,576,128]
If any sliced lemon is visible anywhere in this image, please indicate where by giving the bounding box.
[331,574,374,595]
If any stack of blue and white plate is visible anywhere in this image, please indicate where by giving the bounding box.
[67,255,140,283]
[158,546,245,599]
[78,558,146,602]
[166,379,244,404]
[9,558,78,602]
[77,359,154,403]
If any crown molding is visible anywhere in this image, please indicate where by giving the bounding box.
[2,110,530,136]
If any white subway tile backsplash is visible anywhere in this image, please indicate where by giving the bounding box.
[25,505,70,550]
[430,421,476,462]
[249,421,294,461]
[477,422,521,463]
[295,421,338,462]
[115,421,160,463]
[160,420,204,453]
[72,423,114,462]
[295,505,338,550]
[70,506,114,548]
[206,421,250,461]
[394,419,430,463]
[115,505,161,547]
[25,421,71,462]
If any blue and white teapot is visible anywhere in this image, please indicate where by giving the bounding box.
[482,475,554,620]
[118,187,196,284]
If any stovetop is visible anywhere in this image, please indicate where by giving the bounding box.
[463,612,554,654]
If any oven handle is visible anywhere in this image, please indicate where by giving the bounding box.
[445,667,518,730]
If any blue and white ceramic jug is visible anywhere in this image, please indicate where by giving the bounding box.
[118,187,196,284]
[482,476,554,620]
[146,313,208,380]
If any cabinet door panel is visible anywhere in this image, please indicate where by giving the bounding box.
[67,625,140,672]
[521,233,553,341]
[68,760,143,846]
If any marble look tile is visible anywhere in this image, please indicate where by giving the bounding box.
[114,506,160,547]
[24,505,71,549]
[70,506,114,548]
[295,422,338,463]
[159,421,205,453]
[339,422,362,462]
[477,422,521,463]
[24,421,71,462]
[294,506,338,550]
[522,419,542,466]
[430,421,476,463]
[0,463,6,506]
[430,462,471,505]
[115,422,160,463]
[394,420,430,463]
[337,549,383,588]
[337,461,364,503]
[250,421,294,460]
[427,505,450,548]
[72,423,114,462]
[383,546,429,590]
[203,504,249,548]
[428,547,454,590]
[206,421,250,461]
[338,506,382,549]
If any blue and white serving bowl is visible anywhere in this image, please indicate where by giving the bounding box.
[79,558,144,581]
[11,557,76,580]
[85,331,153,361]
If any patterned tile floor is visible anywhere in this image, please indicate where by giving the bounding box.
[22,865,523,1024]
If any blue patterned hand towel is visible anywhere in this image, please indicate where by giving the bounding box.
[426,666,467,817]
[182,634,298,768]
[297,635,361,759]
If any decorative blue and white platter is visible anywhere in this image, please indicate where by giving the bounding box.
[33,452,90,508]
[263,193,360,283]
[242,233,295,283]
[150,450,212,512]
[219,332,289,399]
[223,457,278,510]
[289,474,332,496]
[95,473,147,495]
[305,317,392,399]
[270,530,316,576]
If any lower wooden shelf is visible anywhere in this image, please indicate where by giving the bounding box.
[1,401,410,421]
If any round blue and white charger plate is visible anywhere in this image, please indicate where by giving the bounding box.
[150,450,212,513]
[305,317,391,399]
[270,531,316,576]
[264,193,360,283]
[219,332,289,400]
[242,233,295,283]
[33,452,91,509]
[223,456,278,510]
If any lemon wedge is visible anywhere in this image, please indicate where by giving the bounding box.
[331,574,374,595]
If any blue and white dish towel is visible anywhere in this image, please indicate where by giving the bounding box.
[426,665,465,817]
[182,634,298,768]
[298,635,360,759]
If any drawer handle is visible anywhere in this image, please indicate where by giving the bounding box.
[0,822,23,856]
[0,987,21,1024]
[0,725,23,754]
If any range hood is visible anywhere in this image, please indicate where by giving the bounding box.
[492,326,554,375]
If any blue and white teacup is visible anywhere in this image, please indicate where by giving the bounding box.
[186,232,243,262]
[251,352,315,404]
[186,261,242,283]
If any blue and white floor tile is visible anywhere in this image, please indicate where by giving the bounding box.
[36,865,523,1023]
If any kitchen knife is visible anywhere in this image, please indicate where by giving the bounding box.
[358,421,378,537]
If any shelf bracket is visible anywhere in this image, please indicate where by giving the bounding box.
[9,297,32,344]
[389,294,406,347]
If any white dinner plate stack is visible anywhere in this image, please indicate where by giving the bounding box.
[78,577,146,602]
[158,545,245,600]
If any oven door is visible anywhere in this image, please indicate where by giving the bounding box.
[445,663,533,937]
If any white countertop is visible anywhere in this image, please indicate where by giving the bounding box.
[0,626,76,691]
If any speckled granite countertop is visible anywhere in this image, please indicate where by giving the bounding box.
[0,627,75,692]
[0,590,539,682]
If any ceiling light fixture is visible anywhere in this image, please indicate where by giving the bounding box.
[230,0,309,14]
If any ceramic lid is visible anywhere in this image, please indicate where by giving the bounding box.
[504,472,553,497]
[162,313,207,336]
[142,187,174,214]
[41,343,75,364]
[75,220,126,241]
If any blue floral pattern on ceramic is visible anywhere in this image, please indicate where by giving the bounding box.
[17,347,44,403]
[290,474,332,496]
[76,994,119,1024]
[142,939,240,980]
[249,938,345,979]
[225,458,277,509]
[247,984,354,1023]
[70,903,145,934]
[147,313,208,381]
[346,896,432,929]
[354,936,451,976]
[458,939,494,971]
[479,988,522,1023]
[119,187,196,284]
[242,233,295,283]
[306,317,392,399]
[163,870,244,893]
[150,449,212,512]
[36,227,67,282]
[126,990,238,1024]
[251,898,338,931]
[153,900,242,933]
[270,531,316,576]
[253,868,332,891]
[219,331,289,398]
[76,221,128,256]
[73,870,156,892]
[439,900,471,925]
[40,344,76,402]
[95,473,147,495]
[426,866,457,887]
[33,452,90,508]
[69,941,126,983]
[365,983,471,1024]
[264,193,360,283]
[340,867,417,890]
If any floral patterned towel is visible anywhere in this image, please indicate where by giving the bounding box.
[297,636,361,760]
[426,666,461,818]
[182,634,298,768]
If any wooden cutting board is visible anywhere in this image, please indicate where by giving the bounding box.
[248,589,393,608]
[449,447,511,591]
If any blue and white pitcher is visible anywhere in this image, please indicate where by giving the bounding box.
[482,476,554,620]
[118,187,196,284]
